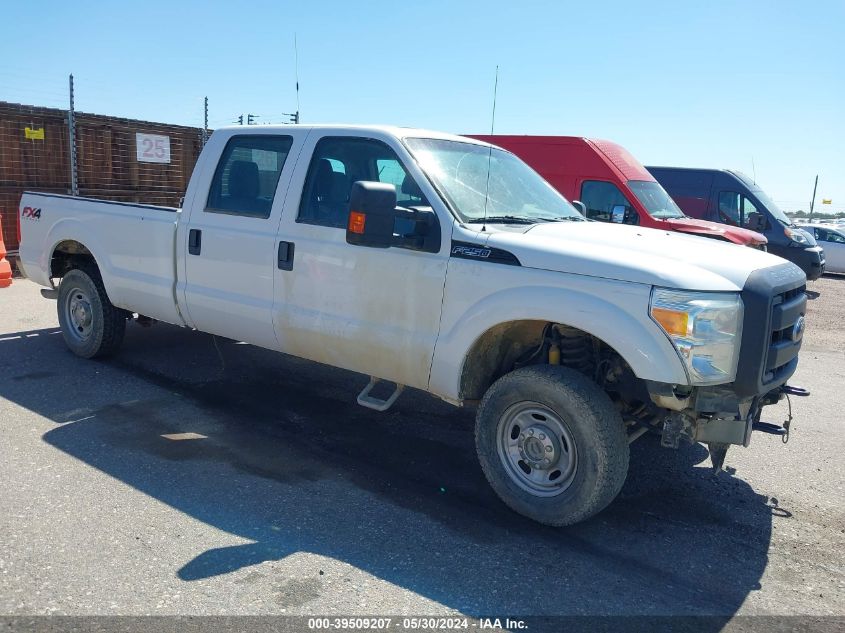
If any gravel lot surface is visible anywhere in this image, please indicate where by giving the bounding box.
[0,274,843,624]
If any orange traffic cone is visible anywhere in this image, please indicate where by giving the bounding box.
[0,217,12,288]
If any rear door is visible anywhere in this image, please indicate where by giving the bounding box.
[271,132,450,390]
[181,131,305,349]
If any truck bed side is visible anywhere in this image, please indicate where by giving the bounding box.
[18,192,185,326]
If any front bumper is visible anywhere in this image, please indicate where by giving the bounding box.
[648,262,807,446]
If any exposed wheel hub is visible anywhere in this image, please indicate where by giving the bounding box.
[518,425,558,469]
[71,300,91,328]
[64,288,94,342]
[497,402,579,497]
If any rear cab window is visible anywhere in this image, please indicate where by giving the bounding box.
[206,135,294,218]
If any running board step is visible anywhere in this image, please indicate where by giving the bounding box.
[753,421,788,436]
[357,377,404,412]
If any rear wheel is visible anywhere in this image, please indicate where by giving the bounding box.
[57,266,126,358]
[475,365,629,526]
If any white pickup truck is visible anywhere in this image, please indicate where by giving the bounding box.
[17,125,808,525]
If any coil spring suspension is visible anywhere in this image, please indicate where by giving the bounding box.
[555,331,594,376]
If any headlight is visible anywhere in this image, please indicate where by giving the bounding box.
[650,288,744,385]
[784,227,808,245]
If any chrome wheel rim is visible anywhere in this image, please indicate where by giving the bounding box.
[496,402,578,497]
[64,286,94,342]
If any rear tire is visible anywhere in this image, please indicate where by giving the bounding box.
[57,266,126,358]
[475,365,629,526]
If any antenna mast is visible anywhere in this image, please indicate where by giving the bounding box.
[481,65,499,232]
[294,34,301,123]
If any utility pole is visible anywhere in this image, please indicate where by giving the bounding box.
[238,115,243,125]
[247,114,257,125]
[68,74,78,197]
[809,174,819,222]
[201,96,208,147]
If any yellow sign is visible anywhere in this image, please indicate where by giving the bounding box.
[24,127,45,140]
[821,199,832,204]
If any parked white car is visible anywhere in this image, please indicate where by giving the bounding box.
[15,125,809,525]
[802,224,845,273]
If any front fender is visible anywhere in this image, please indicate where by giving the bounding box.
[428,266,688,402]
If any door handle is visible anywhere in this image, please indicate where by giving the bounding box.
[188,229,202,255]
[278,241,295,271]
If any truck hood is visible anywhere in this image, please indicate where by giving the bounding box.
[658,217,767,246]
[463,221,793,291]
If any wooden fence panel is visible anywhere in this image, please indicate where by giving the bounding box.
[0,101,206,254]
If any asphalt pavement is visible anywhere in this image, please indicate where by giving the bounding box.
[1,276,843,622]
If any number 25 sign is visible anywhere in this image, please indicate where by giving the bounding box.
[135,133,171,164]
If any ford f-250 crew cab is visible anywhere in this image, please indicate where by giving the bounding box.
[16,125,808,526]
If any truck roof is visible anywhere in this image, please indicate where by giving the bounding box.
[213,124,490,146]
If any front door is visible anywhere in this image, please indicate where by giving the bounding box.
[272,133,450,390]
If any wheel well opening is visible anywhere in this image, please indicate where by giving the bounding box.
[50,240,96,279]
[459,321,654,422]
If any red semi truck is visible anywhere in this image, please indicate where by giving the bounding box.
[468,135,767,248]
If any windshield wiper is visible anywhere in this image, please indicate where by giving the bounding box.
[472,215,539,225]
[469,215,586,225]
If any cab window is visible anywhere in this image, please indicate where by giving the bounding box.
[376,158,427,208]
[298,137,427,228]
[206,135,293,218]
[580,180,638,224]
[718,191,764,230]
[815,227,845,244]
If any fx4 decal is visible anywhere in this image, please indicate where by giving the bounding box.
[22,206,42,221]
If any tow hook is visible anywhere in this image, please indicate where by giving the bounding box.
[752,421,788,437]
[752,384,810,443]
[781,385,810,397]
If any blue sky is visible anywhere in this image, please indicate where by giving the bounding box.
[1,0,842,212]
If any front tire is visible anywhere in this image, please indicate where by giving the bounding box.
[475,365,629,526]
[57,266,126,358]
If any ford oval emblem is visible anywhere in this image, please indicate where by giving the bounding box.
[791,315,806,343]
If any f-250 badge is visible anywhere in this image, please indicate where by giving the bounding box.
[451,244,491,258]
[21,206,42,221]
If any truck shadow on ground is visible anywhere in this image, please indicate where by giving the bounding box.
[1,323,783,616]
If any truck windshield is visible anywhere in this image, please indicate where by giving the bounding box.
[627,180,686,219]
[404,138,584,224]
